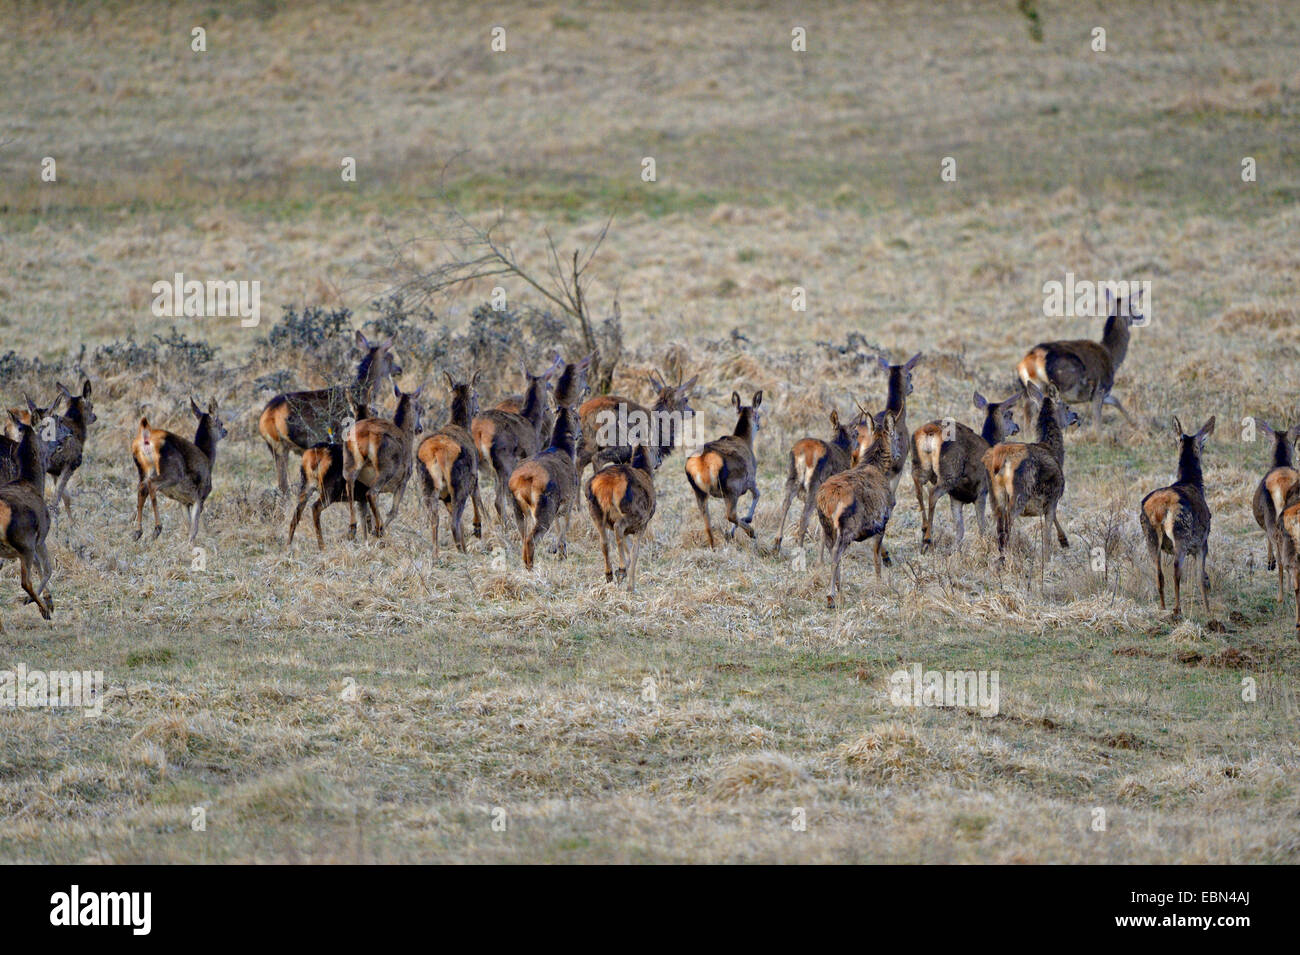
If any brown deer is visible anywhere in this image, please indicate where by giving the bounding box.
[1139,417,1215,617]
[508,405,581,570]
[586,444,657,592]
[910,391,1020,551]
[45,380,95,521]
[684,391,762,549]
[0,393,66,492]
[132,398,228,544]
[496,352,593,440]
[773,409,856,554]
[259,332,400,495]
[1016,288,1139,432]
[286,444,374,550]
[578,370,697,477]
[471,356,563,528]
[0,413,55,624]
[416,372,485,558]
[1251,421,1300,590]
[983,383,1079,590]
[1276,500,1300,637]
[815,409,899,607]
[342,384,425,540]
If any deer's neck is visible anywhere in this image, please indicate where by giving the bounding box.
[1102,315,1130,368]
[195,421,218,463]
[1176,443,1204,489]
[16,432,42,485]
[980,411,1001,445]
[549,413,578,459]
[1272,436,1293,469]
[1037,404,1065,464]
[449,394,472,430]
[733,412,756,448]
[63,404,87,441]
[521,381,548,431]
[886,371,906,416]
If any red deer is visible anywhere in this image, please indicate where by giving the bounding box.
[773,409,856,555]
[416,372,485,558]
[983,383,1079,590]
[0,394,63,492]
[286,444,373,549]
[586,444,657,591]
[342,385,425,540]
[508,405,581,570]
[578,371,697,476]
[1277,500,1300,637]
[132,398,228,544]
[45,380,96,520]
[684,391,761,549]
[496,352,593,441]
[258,332,400,495]
[0,413,55,624]
[910,391,1020,550]
[1016,289,1139,432]
[1139,417,1215,617]
[815,409,899,606]
[471,356,563,528]
[1251,421,1300,591]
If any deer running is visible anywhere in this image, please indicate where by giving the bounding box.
[773,408,856,555]
[132,398,227,544]
[508,405,581,570]
[1139,417,1215,617]
[910,391,1020,550]
[0,413,55,625]
[471,356,562,529]
[983,383,1079,589]
[684,390,762,549]
[1016,289,1139,432]
[259,332,400,495]
[586,443,657,592]
[416,372,485,558]
[342,384,425,540]
[286,443,373,549]
[578,370,696,476]
[815,409,899,606]
[1251,421,1300,595]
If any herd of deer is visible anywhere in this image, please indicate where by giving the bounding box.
[1,295,1298,638]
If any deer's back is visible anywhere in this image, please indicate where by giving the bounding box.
[262,386,350,449]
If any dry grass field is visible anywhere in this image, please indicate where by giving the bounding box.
[1,0,1298,863]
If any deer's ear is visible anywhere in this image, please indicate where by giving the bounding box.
[876,355,891,373]
[752,390,763,408]
[1259,419,1276,437]
[471,370,481,388]
[355,330,369,348]
[678,376,698,397]
[1003,392,1020,407]
[191,397,203,418]
[1198,416,1216,444]
[648,372,664,391]
[82,379,92,398]
[413,384,424,399]
[24,394,37,415]
[904,352,922,372]
[829,409,840,428]
[732,391,741,410]
[444,371,455,390]
[7,410,21,429]
[973,391,988,410]
[1172,416,1184,439]
[1105,288,1115,311]
[393,382,402,398]
[209,399,219,415]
